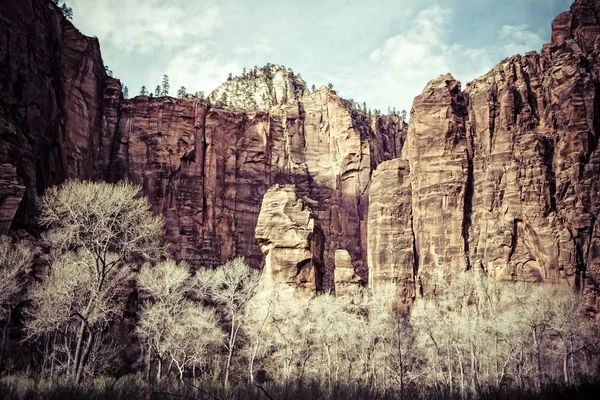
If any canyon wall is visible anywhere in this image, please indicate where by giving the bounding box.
[105,87,405,290]
[367,0,600,304]
[0,0,405,293]
[0,0,107,231]
[1,0,600,302]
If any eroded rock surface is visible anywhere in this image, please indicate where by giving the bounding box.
[2,0,600,306]
[399,0,600,302]
[367,158,415,304]
[0,0,108,230]
[103,87,405,292]
[255,184,324,294]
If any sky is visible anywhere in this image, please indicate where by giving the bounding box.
[67,0,573,113]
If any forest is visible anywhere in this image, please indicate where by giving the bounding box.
[0,181,599,399]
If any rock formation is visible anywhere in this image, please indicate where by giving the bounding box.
[207,66,308,112]
[370,0,600,303]
[0,0,406,294]
[0,0,108,233]
[367,159,415,304]
[255,184,324,294]
[2,0,600,304]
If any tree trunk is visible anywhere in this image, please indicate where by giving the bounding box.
[562,341,569,386]
[532,328,542,389]
[157,357,163,382]
[72,319,87,379]
[75,330,95,383]
[0,307,11,372]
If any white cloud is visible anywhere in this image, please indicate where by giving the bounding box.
[154,44,241,96]
[70,0,222,53]
[338,6,493,112]
[499,24,544,55]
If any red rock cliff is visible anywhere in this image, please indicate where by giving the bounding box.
[367,0,600,304]
[104,88,405,290]
[0,0,110,232]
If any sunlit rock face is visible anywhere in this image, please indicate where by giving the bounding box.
[207,65,308,112]
[367,158,415,305]
[2,0,600,306]
[255,184,324,295]
[391,0,600,303]
[102,88,405,292]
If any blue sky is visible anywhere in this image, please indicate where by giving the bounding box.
[68,0,572,112]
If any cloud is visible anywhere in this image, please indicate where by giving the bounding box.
[337,6,493,112]
[69,0,222,53]
[499,24,544,55]
[233,42,275,56]
[153,44,241,95]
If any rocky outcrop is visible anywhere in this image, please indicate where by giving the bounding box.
[398,0,600,302]
[255,184,324,294]
[0,0,109,231]
[367,159,415,304]
[207,65,307,112]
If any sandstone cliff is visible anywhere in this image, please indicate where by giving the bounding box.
[0,0,109,232]
[105,88,405,292]
[2,0,600,303]
[0,0,406,295]
[365,0,600,304]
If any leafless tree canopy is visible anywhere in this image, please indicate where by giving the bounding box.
[26,181,166,382]
[2,180,598,397]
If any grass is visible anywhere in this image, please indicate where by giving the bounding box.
[0,375,599,400]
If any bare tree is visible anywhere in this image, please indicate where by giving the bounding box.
[137,260,222,382]
[27,180,165,382]
[195,257,260,386]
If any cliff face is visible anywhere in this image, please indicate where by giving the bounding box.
[2,0,600,301]
[0,0,108,232]
[105,88,405,291]
[365,0,600,303]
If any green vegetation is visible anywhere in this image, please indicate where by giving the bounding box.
[161,75,170,97]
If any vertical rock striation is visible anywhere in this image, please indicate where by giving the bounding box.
[0,0,108,232]
[367,158,415,304]
[255,184,324,294]
[393,0,600,302]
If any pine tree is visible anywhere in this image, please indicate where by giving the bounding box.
[155,85,161,97]
[227,73,233,81]
[177,86,187,98]
[401,109,407,121]
[327,83,334,89]
[104,65,113,77]
[140,86,148,96]
[311,84,316,91]
[123,86,129,99]
[195,91,205,100]
[61,3,73,20]
[161,75,170,96]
